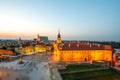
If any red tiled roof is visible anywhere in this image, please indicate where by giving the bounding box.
[61,42,112,51]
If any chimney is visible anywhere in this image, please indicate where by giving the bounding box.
[77,44,79,47]
[68,44,71,47]
[98,44,100,47]
[90,44,92,47]
[87,43,89,45]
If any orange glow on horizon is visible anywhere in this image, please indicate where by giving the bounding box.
[0,31,55,39]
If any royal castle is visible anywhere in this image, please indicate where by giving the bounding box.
[53,32,119,66]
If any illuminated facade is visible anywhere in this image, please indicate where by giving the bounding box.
[0,49,13,55]
[0,49,14,59]
[20,34,47,54]
[59,42,113,62]
[113,49,120,66]
[53,32,118,66]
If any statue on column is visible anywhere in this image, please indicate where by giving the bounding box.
[19,56,23,64]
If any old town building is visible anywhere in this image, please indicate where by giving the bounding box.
[0,49,14,60]
[19,34,49,54]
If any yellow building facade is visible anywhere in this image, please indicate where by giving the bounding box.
[52,32,116,66]
[20,35,47,54]
[59,50,112,62]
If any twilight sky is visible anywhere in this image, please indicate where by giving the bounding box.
[0,0,120,41]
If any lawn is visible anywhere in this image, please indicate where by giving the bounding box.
[60,64,120,80]
[66,64,103,71]
[62,69,119,78]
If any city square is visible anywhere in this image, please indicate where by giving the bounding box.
[0,0,120,80]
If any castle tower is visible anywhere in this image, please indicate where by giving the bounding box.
[52,30,62,62]
[56,30,61,44]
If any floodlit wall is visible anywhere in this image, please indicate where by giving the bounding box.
[21,45,46,54]
[35,45,46,52]
[0,49,13,55]
[53,50,112,62]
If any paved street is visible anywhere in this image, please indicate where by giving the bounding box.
[0,52,52,80]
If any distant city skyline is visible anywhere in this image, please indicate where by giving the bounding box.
[0,0,120,41]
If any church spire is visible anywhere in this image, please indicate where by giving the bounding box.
[56,29,61,44]
[58,29,61,38]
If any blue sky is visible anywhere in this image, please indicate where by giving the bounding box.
[0,0,120,41]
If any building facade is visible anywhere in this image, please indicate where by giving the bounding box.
[53,32,118,66]
[19,34,48,54]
